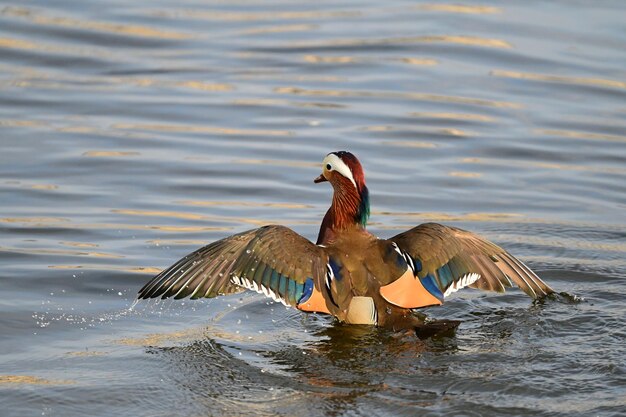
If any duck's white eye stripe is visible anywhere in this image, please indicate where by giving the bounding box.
[323,154,357,189]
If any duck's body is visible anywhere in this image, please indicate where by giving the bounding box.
[139,151,553,334]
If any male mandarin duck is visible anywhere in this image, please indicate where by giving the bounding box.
[138,151,553,335]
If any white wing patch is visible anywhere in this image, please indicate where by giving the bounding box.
[325,263,334,292]
[231,275,290,307]
[391,242,416,273]
[443,273,481,297]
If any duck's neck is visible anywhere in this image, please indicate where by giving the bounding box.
[317,184,369,245]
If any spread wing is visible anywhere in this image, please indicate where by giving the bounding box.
[388,223,553,304]
[138,225,330,311]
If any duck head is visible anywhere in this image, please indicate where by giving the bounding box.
[314,151,370,244]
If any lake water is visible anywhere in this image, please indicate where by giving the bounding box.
[1,1,625,416]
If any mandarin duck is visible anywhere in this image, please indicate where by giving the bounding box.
[138,151,553,335]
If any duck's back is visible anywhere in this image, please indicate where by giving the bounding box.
[322,229,421,326]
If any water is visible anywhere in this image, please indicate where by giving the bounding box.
[1,1,625,416]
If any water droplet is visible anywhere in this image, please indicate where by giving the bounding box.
[246,249,251,254]
[117,292,122,296]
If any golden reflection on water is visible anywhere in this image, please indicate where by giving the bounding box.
[176,81,233,92]
[82,151,140,157]
[409,112,495,122]
[232,98,290,106]
[496,234,626,253]
[399,57,439,66]
[3,6,189,39]
[462,157,626,175]
[146,239,207,246]
[124,225,232,232]
[233,158,319,169]
[0,217,69,224]
[48,265,162,274]
[178,200,314,209]
[383,141,437,149]
[114,328,204,347]
[441,128,469,136]
[274,87,522,108]
[7,80,69,90]
[0,37,37,50]
[302,55,438,66]
[59,241,99,248]
[536,129,626,144]
[154,9,361,22]
[112,123,292,137]
[112,207,318,228]
[524,255,625,269]
[373,211,524,222]
[0,375,73,386]
[303,55,359,64]
[0,36,127,62]
[231,98,347,109]
[0,217,233,233]
[297,102,347,109]
[491,70,626,90]
[241,23,318,35]
[1,180,59,191]
[0,119,47,127]
[111,209,206,221]
[286,35,512,49]
[448,171,483,178]
[57,126,100,134]
[235,73,346,82]
[365,125,470,137]
[419,4,501,14]
[115,321,272,347]
[0,246,124,259]
[2,73,235,98]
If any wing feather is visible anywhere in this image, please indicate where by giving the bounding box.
[138,225,329,308]
[389,223,553,299]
